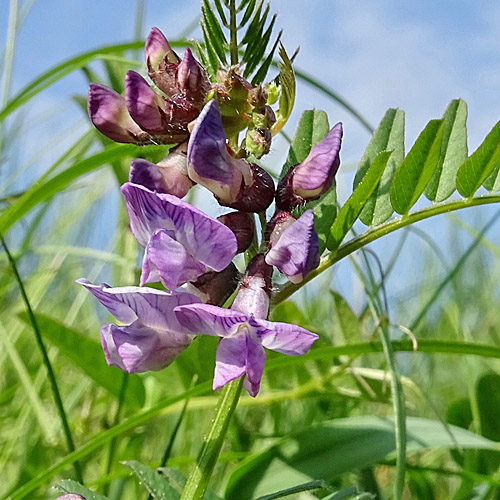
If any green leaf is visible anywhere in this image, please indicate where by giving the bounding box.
[390,119,444,215]
[476,372,500,441]
[456,120,500,197]
[254,480,328,500]
[331,291,362,344]
[200,23,222,76]
[425,99,468,201]
[201,0,228,65]
[244,13,277,77]
[311,187,337,255]
[280,109,330,177]
[124,461,180,500]
[239,0,258,27]
[272,44,296,135]
[251,29,282,86]
[225,416,499,500]
[56,479,109,500]
[17,312,146,408]
[353,108,405,226]
[269,301,308,327]
[328,151,392,250]
[0,144,163,236]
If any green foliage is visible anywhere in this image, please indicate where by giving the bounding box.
[17,312,146,408]
[225,417,498,499]
[124,461,180,499]
[56,479,108,500]
[353,108,405,225]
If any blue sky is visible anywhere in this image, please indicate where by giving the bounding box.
[2,0,500,315]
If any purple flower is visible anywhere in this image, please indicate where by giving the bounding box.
[54,496,86,500]
[174,303,318,396]
[276,123,343,210]
[175,254,318,396]
[77,279,201,373]
[129,141,194,197]
[187,100,275,213]
[87,84,151,144]
[265,210,320,283]
[121,182,238,290]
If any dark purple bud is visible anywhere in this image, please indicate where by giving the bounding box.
[266,210,296,247]
[265,209,320,283]
[129,142,194,197]
[176,48,210,108]
[221,163,275,213]
[217,211,255,253]
[125,71,198,143]
[184,262,240,305]
[231,254,273,318]
[276,123,343,210]
[145,27,180,73]
[87,83,150,144]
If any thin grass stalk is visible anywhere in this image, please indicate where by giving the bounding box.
[0,233,83,483]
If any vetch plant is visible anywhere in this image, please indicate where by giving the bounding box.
[3,2,500,500]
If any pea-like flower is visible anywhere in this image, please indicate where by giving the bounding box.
[121,182,238,290]
[265,209,320,283]
[174,255,318,396]
[187,100,275,213]
[276,123,343,210]
[77,279,201,373]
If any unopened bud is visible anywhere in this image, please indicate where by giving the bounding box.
[217,212,255,253]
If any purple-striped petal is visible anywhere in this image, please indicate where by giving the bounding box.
[141,229,206,289]
[100,321,190,373]
[174,303,248,337]
[250,317,318,356]
[187,100,251,202]
[292,122,343,198]
[77,278,200,331]
[145,27,179,72]
[125,71,166,134]
[265,209,320,283]
[54,495,86,500]
[244,339,266,397]
[121,183,237,272]
[214,336,247,390]
[87,83,147,143]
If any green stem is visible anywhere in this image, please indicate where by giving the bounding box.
[229,0,238,65]
[180,378,243,500]
[0,234,83,482]
[273,193,500,304]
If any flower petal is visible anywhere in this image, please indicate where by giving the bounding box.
[100,321,190,373]
[214,336,247,390]
[250,317,318,356]
[125,71,166,134]
[121,182,237,271]
[187,100,248,201]
[292,122,343,198]
[265,209,320,283]
[174,303,248,337]
[141,229,206,289]
[77,278,200,330]
[145,27,179,72]
[244,339,266,397]
[87,83,146,143]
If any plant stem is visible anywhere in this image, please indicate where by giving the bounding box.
[0,233,83,482]
[180,378,243,500]
[229,0,238,65]
[273,193,500,304]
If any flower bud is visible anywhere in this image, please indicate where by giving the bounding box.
[276,123,343,210]
[125,71,198,143]
[129,141,194,197]
[265,209,320,283]
[187,100,275,212]
[87,83,150,144]
[145,27,180,74]
[217,212,255,253]
[245,127,272,158]
[176,48,211,108]
[183,263,240,305]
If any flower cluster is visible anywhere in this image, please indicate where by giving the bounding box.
[80,28,343,396]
